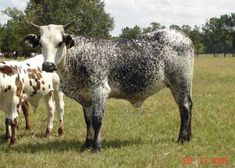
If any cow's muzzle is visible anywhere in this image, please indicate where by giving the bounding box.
[42,62,57,72]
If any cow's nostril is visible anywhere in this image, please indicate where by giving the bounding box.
[42,62,57,72]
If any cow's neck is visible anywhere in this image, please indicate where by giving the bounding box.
[56,50,70,81]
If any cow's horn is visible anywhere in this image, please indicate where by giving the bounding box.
[30,22,40,28]
[63,22,74,30]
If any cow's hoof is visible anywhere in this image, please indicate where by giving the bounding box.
[4,134,11,141]
[81,139,93,151]
[44,128,51,137]
[10,137,17,146]
[93,141,101,153]
[58,127,64,136]
[176,136,190,144]
[25,125,31,130]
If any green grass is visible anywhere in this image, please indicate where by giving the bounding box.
[0,56,235,167]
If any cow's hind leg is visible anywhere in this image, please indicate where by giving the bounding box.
[177,94,193,143]
[169,81,193,143]
[21,101,30,130]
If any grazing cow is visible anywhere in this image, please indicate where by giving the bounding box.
[0,54,64,145]
[25,24,194,151]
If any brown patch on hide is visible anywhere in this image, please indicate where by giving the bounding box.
[48,90,53,97]
[15,74,23,105]
[37,67,42,72]
[32,81,41,91]
[0,66,18,75]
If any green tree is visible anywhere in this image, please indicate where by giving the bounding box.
[25,0,114,38]
[189,26,204,56]
[170,24,181,30]
[143,22,165,33]
[119,25,142,39]
[0,7,29,52]
[0,0,114,53]
[222,13,235,56]
[202,14,234,56]
[181,25,192,36]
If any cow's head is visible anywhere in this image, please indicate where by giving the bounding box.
[24,23,75,72]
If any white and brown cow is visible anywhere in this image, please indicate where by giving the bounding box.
[0,54,64,145]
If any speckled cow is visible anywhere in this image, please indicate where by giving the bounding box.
[25,24,194,151]
[0,54,64,145]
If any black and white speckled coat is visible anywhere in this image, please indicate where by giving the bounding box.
[25,24,194,151]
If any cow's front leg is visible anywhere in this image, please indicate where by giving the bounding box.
[8,100,20,145]
[82,106,94,149]
[92,81,111,152]
[10,118,18,145]
[44,91,55,137]
[5,118,11,140]
[54,91,65,136]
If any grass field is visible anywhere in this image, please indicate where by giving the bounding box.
[0,56,234,167]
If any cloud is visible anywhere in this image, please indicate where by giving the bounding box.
[104,0,235,36]
[10,0,28,10]
[0,0,234,36]
[0,0,28,24]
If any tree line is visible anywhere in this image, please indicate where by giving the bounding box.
[119,13,235,56]
[0,0,114,56]
[0,0,234,57]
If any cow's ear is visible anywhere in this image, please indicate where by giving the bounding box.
[0,65,18,75]
[23,34,40,48]
[63,35,75,49]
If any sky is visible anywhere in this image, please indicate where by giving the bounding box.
[0,0,234,36]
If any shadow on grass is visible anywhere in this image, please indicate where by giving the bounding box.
[0,131,177,153]
[0,134,9,144]
[3,138,145,153]
[12,139,83,153]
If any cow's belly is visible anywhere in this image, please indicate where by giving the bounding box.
[110,80,167,107]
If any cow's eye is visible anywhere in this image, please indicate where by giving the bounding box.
[57,42,63,48]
